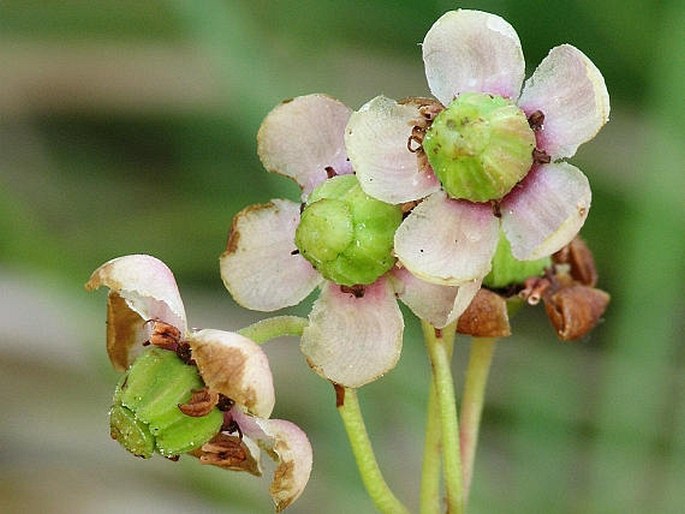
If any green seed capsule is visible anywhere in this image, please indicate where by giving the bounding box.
[483,231,550,288]
[423,92,536,202]
[109,404,155,459]
[110,347,223,460]
[295,175,402,286]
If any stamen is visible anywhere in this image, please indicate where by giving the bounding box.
[528,110,545,131]
[340,284,365,298]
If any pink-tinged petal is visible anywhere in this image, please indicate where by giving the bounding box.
[256,418,313,512]
[345,95,440,204]
[85,254,187,370]
[228,411,312,510]
[394,192,499,285]
[220,200,322,312]
[501,163,591,260]
[187,329,275,419]
[518,45,610,159]
[257,94,353,198]
[391,267,481,329]
[301,278,403,388]
[423,10,525,104]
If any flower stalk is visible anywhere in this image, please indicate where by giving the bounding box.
[460,337,498,506]
[422,320,463,514]
[336,386,411,514]
[238,315,308,344]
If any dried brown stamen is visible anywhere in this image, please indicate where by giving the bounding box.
[528,110,545,131]
[543,285,610,341]
[146,320,181,350]
[457,288,511,337]
[325,166,337,179]
[194,433,260,475]
[533,148,551,164]
[552,236,598,287]
[340,284,365,298]
[176,341,195,365]
[519,276,552,305]
[217,394,235,412]
[178,387,220,417]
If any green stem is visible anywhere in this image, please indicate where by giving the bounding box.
[422,321,463,514]
[237,315,308,344]
[460,338,497,507]
[420,323,456,514]
[420,381,442,514]
[337,387,410,514]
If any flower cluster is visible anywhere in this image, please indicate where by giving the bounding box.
[220,8,609,388]
[87,8,610,511]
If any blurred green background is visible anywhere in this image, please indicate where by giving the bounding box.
[1,1,684,513]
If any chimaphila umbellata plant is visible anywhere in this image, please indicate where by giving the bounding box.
[88,9,609,513]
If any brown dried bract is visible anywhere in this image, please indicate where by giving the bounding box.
[457,289,511,338]
[193,433,261,476]
[543,285,610,341]
[553,236,598,287]
[178,387,220,417]
[147,319,182,350]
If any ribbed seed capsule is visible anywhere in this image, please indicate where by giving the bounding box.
[423,92,536,202]
[295,175,402,286]
[109,347,223,458]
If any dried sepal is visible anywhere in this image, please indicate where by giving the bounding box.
[543,284,609,340]
[457,288,511,337]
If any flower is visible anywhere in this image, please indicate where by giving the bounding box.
[86,254,312,512]
[345,9,610,287]
[220,94,480,388]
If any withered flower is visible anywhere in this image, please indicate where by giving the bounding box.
[87,254,312,511]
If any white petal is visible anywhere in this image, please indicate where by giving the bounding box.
[86,254,187,370]
[86,254,187,331]
[391,267,481,329]
[345,95,440,204]
[501,163,591,260]
[301,279,403,388]
[187,329,275,419]
[257,94,353,198]
[255,418,313,512]
[394,192,499,285]
[518,45,610,159]
[423,9,525,104]
[220,200,323,312]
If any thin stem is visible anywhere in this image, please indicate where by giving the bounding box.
[238,315,308,344]
[337,387,411,514]
[460,338,497,506]
[420,381,442,514]
[422,321,463,514]
[420,323,456,514]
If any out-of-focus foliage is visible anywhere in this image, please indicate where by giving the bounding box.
[1,1,683,513]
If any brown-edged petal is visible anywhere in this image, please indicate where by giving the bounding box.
[85,254,188,370]
[187,329,275,419]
